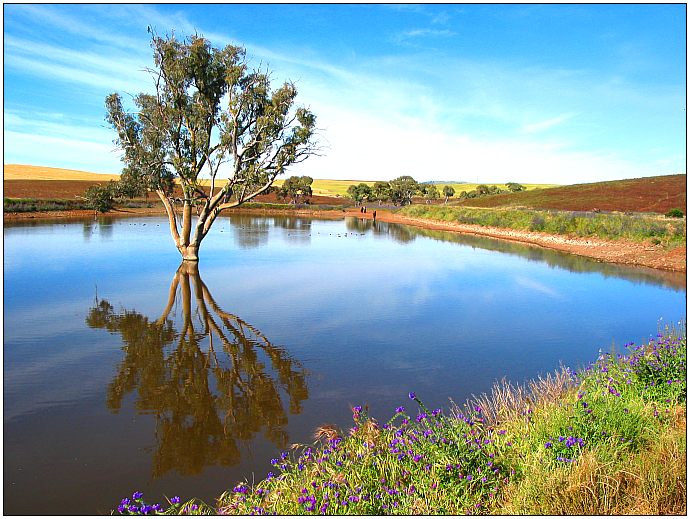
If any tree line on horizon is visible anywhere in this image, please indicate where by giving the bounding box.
[346,177,526,206]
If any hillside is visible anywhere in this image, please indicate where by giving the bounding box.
[456,174,686,214]
[4,164,685,215]
[4,164,120,181]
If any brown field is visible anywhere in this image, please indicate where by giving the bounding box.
[456,174,686,214]
[4,163,685,215]
[3,179,351,206]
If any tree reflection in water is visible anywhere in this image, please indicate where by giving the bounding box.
[86,262,309,478]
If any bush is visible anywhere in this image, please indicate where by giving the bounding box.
[84,184,116,213]
[665,208,684,218]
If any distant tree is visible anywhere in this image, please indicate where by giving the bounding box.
[442,185,455,204]
[423,184,440,204]
[84,183,117,213]
[476,184,491,196]
[116,166,153,199]
[372,181,391,204]
[105,34,317,262]
[346,183,372,205]
[279,175,313,204]
[506,182,526,193]
[389,175,419,206]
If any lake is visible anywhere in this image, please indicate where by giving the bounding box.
[4,214,686,514]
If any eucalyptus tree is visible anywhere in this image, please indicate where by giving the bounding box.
[106,34,318,262]
[389,175,419,206]
[278,175,314,203]
[372,181,391,205]
[423,184,440,204]
[442,185,455,204]
[346,182,372,205]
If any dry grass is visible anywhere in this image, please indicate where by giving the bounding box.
[4,164,120,181]
[498,425,686,515]
[458,366,576,427]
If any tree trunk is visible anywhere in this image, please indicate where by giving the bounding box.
[179,244,199,262]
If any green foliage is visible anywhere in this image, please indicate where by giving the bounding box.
[421,184,440,202]
[4,197,90,213]
[105,33,318,258]
[278,175,314,203]
[372,181,391,203]
[399,205,686,247]
[665,208,684,218]
[84,183,117,213]
[506,182,526,193]
[346,182,373,204]
[389,175,420,206]
[442,185,455,202]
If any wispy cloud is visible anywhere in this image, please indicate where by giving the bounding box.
[400,28,457,39]
[5,36,150,93]
[3,4,684,183]
[521,113,577,134]
[9,4,143,51]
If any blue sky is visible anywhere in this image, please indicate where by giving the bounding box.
[3,3,686,184]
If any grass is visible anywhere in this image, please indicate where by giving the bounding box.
[4,197,155,212]
[399,205,687,247]
[115,325,686,515]
[4,197,90,212]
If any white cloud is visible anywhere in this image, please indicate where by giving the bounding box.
[520,113,577,134]
[5,36,150,93]
[9,4,143,51]
[400,28,457,39]
[4,5,683,184]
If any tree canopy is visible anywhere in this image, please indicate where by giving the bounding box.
[105,34,318,261]
[278,175,314,204]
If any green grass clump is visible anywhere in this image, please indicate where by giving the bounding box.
[4,197,91,212]
[399,205,686,247]
[115,326,686,515]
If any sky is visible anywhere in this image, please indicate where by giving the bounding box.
[3,3,687,184]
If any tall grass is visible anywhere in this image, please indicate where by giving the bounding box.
[116,326,686,515]
[399,205,686,247]
[4,197,90,212]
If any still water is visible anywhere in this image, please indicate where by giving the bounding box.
[4,215,686,514]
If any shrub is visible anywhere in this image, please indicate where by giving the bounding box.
[665,208,684,218]
[84,184,116,213]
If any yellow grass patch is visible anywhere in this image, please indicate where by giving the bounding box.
[4,164,120,181]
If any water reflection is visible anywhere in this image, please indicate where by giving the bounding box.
[230,215,270,249]
[274,216,312,245]
[229,215,314,248]
[342,218,684,291]
[345,218,415,243]
[85,263,309,478]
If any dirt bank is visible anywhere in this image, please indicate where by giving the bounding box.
[4,205,685,273]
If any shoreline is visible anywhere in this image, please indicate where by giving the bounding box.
[4,205,686,273]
